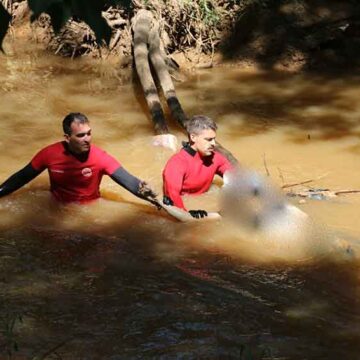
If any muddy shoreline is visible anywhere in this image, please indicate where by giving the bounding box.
[3,0,360,76]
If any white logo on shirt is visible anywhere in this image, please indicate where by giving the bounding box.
[82,167,92,177]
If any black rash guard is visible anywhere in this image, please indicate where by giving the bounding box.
[0,163,41,197]
[110,166,142,197]
[111,167,159,207]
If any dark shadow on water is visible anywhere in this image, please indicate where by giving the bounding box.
[1,191,360,358]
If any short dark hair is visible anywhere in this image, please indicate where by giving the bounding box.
[62,112,89,135]
[186,115,217,135]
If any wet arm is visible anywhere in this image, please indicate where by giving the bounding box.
[0,163,42,198]
[110,166,141,194]
[110,166,158,205]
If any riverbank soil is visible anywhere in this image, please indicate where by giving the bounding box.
[3,0,360,73]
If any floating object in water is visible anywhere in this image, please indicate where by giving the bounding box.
[221,168,356,260]
[220,168,315,249]
[220,168,305,230]
[286,187,360,200]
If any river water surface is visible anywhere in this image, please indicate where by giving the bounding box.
[1,34,360,359]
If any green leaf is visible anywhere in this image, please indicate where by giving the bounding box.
[0,3,11,52]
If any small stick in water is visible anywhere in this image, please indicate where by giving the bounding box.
[263,153,270,177]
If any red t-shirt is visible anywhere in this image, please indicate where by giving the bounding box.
[162,146,232,209]
[31,142,120,203]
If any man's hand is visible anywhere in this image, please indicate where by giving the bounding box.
[138,181,162,210]
[189,210,208,219]
[139,181,157,198]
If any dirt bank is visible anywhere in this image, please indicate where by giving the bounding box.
[4,0,360,74]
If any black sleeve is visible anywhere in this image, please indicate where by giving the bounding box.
[110,166,141,196]
[0,163,42,198]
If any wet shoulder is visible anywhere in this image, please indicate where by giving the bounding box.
[176,148,194,163]
[165,149,189,168]
[90,144,111,158]
[37,141,64,155]
[89,144,119,169]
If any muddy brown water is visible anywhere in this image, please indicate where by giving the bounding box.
[1,36,360,359]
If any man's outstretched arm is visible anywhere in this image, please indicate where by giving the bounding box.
[110,167,159,207]
[0,163,42,198]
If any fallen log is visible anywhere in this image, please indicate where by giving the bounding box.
[148,15,188,129]
[131,10,169,135]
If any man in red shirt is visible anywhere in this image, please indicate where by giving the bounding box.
[162,115,233,218]
[0,112,157,205]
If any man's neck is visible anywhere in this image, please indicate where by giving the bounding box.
[63,142,90,162]
[182,142,197,157]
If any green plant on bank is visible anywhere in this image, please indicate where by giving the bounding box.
[142,0,220,26]
[198,0,219,26]
[180,0,219,26]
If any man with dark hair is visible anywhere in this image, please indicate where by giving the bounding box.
[162,115,233,219]
[0,112,157,205]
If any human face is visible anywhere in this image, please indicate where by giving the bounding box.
[64,121,92,154]
[190,128,217,156]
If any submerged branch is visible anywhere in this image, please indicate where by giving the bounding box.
[281,173,328,189]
